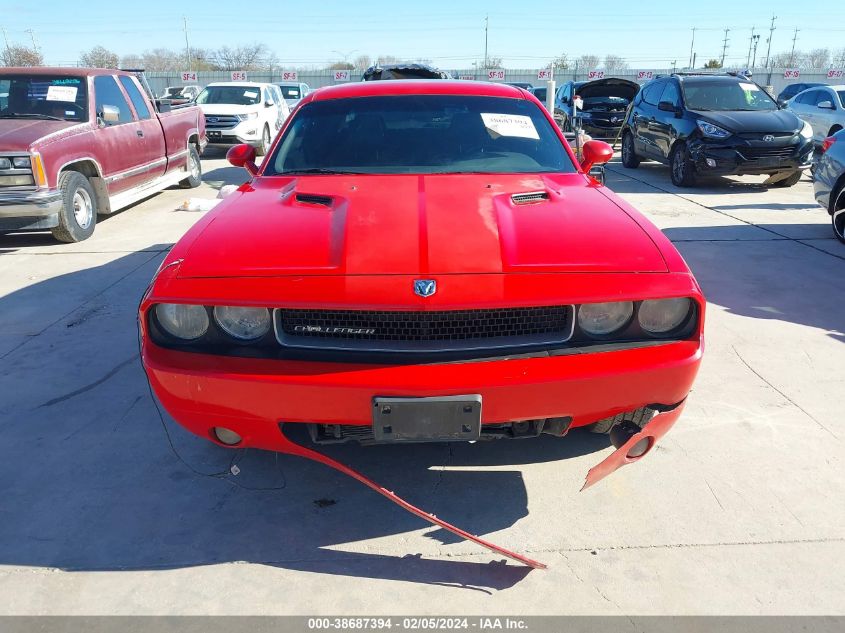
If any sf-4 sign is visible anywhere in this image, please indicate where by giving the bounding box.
[487,69,505,81]
[333,70,350,81]
[587,70,605,80]
[181,72,197,82]
[230,71,248,81]
[281,71,298,81]
[783,69,801,79]
[537,69,552,81]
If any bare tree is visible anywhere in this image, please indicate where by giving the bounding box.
[79,46,118,68]
[576,55,600,70]
[550,54,569,70]
[190,47,220,71]
[376,55,400,65]
[353,54,372,70]
[806,48,831,69]
[485,56,503,69]
[834,48,845,67]
[213,43,276,71]
[327,61,354,70]
[604,55,628,71]
[769,51,797,68]
[1,45,43,67]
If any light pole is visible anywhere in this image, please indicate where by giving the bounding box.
[332,49,359,65]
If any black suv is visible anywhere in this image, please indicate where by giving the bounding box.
[620,73,814,187]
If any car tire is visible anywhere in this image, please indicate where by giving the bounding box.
[621,131,640,168]
[832,187,845,244]
[670,142,696,187]
[771,170,802,187]
[588,408,654,434]
[179,145,202,189]
[51,171,97,243]
[255,125,271,157]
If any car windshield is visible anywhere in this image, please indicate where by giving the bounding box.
[279,86,301,99]
[683,80,777,111]
[533,88,547,101]
[0,75,88,122]
[196,86,261,106]
[163,87,186,98]
[268,94,575,175]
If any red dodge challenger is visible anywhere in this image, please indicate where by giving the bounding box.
[140,80,703,506]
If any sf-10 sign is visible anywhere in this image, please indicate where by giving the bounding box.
[180,72,198,82]
[487,69,506,81]
[783,68,801,79]
[537,69,553,81]
[230,71,248,81]
[636,70,654,81]
[333,70,351,81]
[281,71,298,81]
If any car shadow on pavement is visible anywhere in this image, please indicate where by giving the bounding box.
[0,249,611,593]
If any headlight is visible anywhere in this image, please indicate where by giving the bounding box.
[155,303,209,340]
[237,112,259,121]
[0,158,10,170]
[578,301,634,336]
[696,119,732,139]
[12,157,31,169]
[213,306,272,340]
[638,298,692,334]
[800,120,813,139]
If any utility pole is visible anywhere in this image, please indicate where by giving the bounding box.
[671,60,677,73]
[183,16,191,72]
[1,27,10,62]
[789,27,799,66]
[24,28,38,52]
[721,28,730,67]
[688,27,696,69]
[751,34,760,68]
[764,15,777,68]
[483,15,488,69]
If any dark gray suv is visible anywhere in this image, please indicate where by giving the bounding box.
[813,129,845,243]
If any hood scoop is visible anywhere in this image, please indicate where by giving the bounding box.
[511,191,549,205]
[295,193,333,207]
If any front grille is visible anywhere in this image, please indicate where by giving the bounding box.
[738,145,798,160]
[204,115,239,130]
[276,306,574,351]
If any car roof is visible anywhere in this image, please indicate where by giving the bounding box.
[206,82,270,88]
[308,80,527,102]
[0,66,134,77]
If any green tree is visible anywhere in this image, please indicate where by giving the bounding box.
[704,59,723,69]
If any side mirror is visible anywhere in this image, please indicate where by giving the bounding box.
[265,99,274,107]
[227,143,258,176]
[101,104,120,124]
[580,140,614,174]
[818,100,835,110]
[658,100,678,113]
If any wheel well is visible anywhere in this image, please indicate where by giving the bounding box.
[60,159,100,179]
[829,125,843,137]
[60,160,109,214]
[188,134,199,151]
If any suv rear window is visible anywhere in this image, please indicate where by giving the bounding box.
[0,75,88,122]
[268,95,575,175]
[683,80,777,111]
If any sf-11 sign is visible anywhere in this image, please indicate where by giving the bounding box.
[537,69,553,81]
[230,71,248,81]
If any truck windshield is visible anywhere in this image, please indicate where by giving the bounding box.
[267,95,575,175]
[683,81,778,111]
[196,86,261,106]
[0,75,88,122]
[279,86,301,99]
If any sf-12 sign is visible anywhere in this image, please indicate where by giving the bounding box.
[537,69,553,81]
[636,70,654,81]
[783,68,801,79]
[180,72,198,82]
[230,71,248,81]
[281,71,298,81]
[827,69,844,79]
[487,69,506,81]
[333,70,351,82]
[587,69,605,80]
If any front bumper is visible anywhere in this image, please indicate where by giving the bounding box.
[206,123,264,147]
[0,189,62,230]
[143,338,702,453]
[688,136,815,176]
[578,117,626,140]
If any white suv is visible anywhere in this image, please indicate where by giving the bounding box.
[196,82,290,155]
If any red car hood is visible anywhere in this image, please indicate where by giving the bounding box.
[0,118,81,151]
[178,173,667,278]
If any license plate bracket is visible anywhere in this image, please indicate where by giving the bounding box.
[372,395,482,442]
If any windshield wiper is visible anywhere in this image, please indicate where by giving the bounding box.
[280,168,366,175]
[0,112,63,121]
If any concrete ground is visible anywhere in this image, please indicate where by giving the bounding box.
[0,150,843,615]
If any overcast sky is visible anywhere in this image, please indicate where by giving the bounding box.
[3,0,844,68]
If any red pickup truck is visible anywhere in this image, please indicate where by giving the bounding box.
[0,67,207,242]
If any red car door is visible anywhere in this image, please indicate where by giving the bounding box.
[117,75,166,182]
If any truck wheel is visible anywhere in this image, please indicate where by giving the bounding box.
[621,131,640,168]
[179,145,202,189]
[771,170,802,187]
[255,125,271,157]
[670,142,696,187]
[51,171,97,243]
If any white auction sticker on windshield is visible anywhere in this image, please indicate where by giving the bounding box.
[46,85,78,102]
[480,113,539,139]
[739,82,760,91]
[243,90,258,98]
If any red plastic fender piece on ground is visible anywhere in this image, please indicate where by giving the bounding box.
[582,402,686,491]
[277,425,548,570]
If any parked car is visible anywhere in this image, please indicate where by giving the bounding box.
[776,82,826,107]
[140,80,704,495]
[195,82,288,155]
[362,63,450,80]
[786,84,845,145]
[506,82,534,90]
[0,67,206,242]
[159,85,201,106]
[531,86,547,103]
[275,82,310,108]
[813,129,845,243]
[554,78,639,138]
[621,73,814,187]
